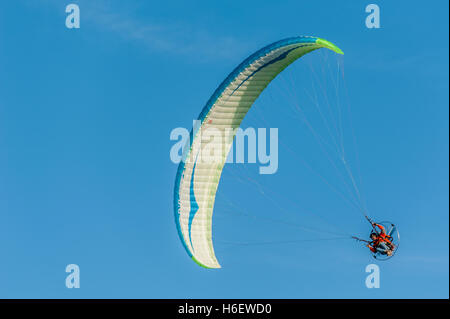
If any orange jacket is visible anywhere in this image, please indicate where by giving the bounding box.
[367,224,392,253]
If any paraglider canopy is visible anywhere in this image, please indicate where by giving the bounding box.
[173,36,344,269]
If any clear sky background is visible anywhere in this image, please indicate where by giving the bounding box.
[0,0,448,298]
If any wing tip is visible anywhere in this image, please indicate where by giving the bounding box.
[315,38,344,55]
[192,256,222,269]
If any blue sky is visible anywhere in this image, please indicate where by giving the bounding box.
[0,0,448,298]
